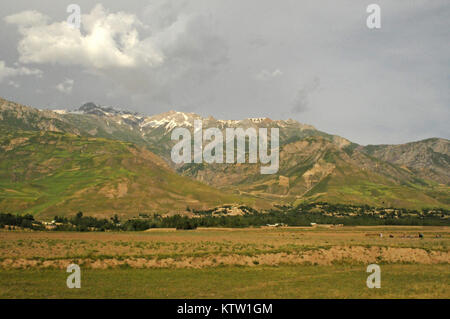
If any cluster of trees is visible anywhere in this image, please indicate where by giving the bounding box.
[54,212,121,231]
[0,213,43,230]
[124,215,197,230]
[60,208,450,230]
[53,213,199,231]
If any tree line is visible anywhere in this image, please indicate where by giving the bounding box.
[1,203,448,232]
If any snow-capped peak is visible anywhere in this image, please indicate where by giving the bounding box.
[141,111,202,130]
[52,102,317,134]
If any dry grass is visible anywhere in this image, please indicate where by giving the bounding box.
[0,226,448,268]
[0,226,448,298]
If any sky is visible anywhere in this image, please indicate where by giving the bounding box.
[0,0,448,145]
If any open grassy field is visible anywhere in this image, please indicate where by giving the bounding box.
[1,264,448,298]
[0,226,448,298]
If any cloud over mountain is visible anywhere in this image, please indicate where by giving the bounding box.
[0,1,448,145]
[4,3,228,106]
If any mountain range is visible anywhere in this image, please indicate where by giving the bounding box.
[0,97,448,218]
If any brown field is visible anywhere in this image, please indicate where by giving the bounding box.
[0,226,449,298]
[0,226,448,269]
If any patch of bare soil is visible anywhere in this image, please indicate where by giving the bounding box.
[98,181,128,199]
[3,137,29,151]
[1,246,448,269]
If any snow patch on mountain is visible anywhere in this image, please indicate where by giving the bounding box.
[54,102,317,133]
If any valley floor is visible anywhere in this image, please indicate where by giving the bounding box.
[0,226,448,298]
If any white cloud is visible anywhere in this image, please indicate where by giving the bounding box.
[5,4,164,70]
[0,60,42,83]
[55,78,74,94]
[4,10,49,28]
[3,3,227,107]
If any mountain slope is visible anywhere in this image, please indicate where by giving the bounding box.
[0,127,263,219]
[1,97,448,211]
[60,102,330,161]
[180,136,449,209]
[362,138,450,185]
[0,97,78,133]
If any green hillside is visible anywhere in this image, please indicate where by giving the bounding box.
[0,127,262,219]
